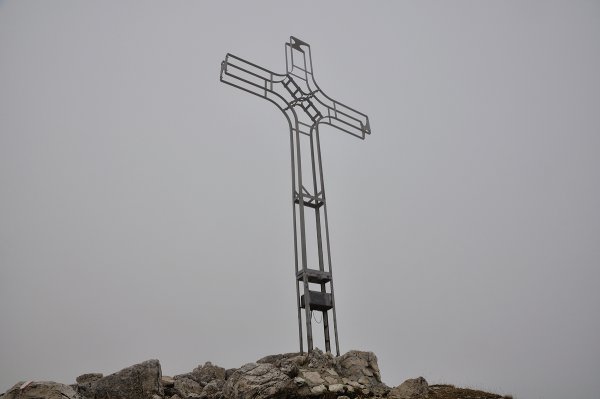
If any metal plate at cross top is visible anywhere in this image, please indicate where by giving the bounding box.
[220,36,371,355]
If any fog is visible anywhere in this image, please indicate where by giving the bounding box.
[1,2,599,398]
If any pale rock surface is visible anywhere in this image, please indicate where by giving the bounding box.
[173,376,203,398]
[389,377,429,399]
[223,362,294,399]
[328,383,345,393]
[76,374,103,397]
[191,362,226,385]
[2,349,398,399]
[301,371,324,386]
[76,374,103,385]
[161,376,175,388]
[82,360,163,399]
[337,351,388,396]
[3,381,78,399]
[201,379,225,399]
[337,351,381,384]
[224,369,237,381]
[309,384,326,395]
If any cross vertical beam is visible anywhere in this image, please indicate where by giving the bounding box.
[220,37,371,355]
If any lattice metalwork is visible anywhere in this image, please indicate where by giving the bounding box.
[220,36,371,355]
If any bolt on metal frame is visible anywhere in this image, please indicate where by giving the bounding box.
[220,37,371,355]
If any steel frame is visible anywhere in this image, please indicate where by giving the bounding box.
[220,37,370,355]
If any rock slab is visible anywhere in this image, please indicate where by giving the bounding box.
[3,381,78,399]
[223,363,294,399]
[81,359,162,399]
[389,376,429,399]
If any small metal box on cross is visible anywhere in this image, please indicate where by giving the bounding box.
[220,36,371,355]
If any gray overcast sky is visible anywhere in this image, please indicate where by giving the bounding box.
[1,2,599,399]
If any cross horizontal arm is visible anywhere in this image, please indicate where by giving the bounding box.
[220,37,372,139]
[220,54,293,119]
[285,37,371,139]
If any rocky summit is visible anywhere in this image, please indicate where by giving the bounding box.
[1,350,507,399]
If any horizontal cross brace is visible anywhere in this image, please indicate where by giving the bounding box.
[294,198,324,209]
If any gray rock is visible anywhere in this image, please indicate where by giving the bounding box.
[76,374,103,397]
[257,352,306,375]
[301,371,324,386]
[336,350,388,396]
[324,376,339,385]
[162,376,175,388]
[3,381,79,399]
[200,379,224,399]
[325,368,338,377]
[389,377,429,399]
[358,376,370,386]
[257,353,305,380]
[293,377,306,387]
[328,384,345,393]
[85,359,163,399]
[280,363,299,378]
[225,369,238,381]
[76,374,103,385]
[173,376,203,398]
[305,349,335,370]
[223,363,294,399]
[336,350,381,383]
[191,362,226,385]
[309,384,326,395]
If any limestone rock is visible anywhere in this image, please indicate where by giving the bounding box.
[85,359,163,399]
[225,369,238,381]
[76,374,103,385]
[336,350,388,396]
[389,377,429,399]
[223,362,294,399]
[173,376,203,398]
[325,368,338,377]
[324,376,338,385]
[3,381,79,399]
[336,350,381,383]
[256,352,306,376]
[191,362,226,385]
[301,371,324,386]
[293,377,306,387]
[163,377,178,398]
[201,379,225,399]
[328,384,345,393]
[305,349,335,370]
[0,350,507,399]
[76,373,103,397]
[309,384,326,395]
[162,376,175,388]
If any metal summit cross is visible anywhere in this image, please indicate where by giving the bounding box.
[220,37,371,355]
